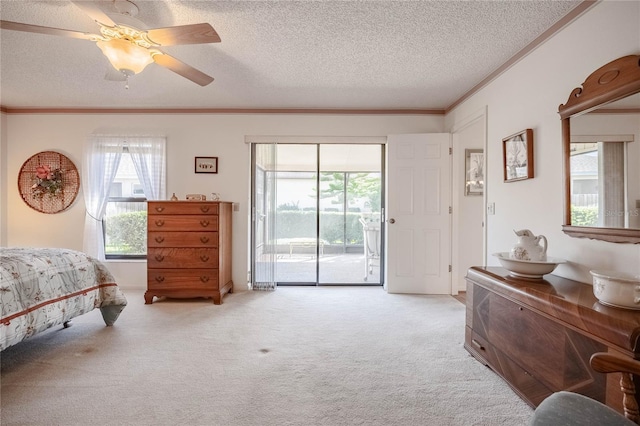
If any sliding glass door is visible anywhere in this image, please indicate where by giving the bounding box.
[275,145,318,284]
[251,143,384,287]
[318,145,382,284]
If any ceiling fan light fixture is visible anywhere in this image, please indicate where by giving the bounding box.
[96,38,153,74]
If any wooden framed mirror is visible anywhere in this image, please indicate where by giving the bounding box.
[558,54,640,243]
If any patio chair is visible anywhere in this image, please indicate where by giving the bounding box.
[530,352,640,425]
[359,218,380,281]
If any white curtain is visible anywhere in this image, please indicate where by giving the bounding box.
[82,136,124,258]
[127,137,166,201]
[82,135,166,258]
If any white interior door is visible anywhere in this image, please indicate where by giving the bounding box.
[386,133,451,294]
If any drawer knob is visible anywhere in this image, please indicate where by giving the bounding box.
[200,220,210,227]
[155,206,165,212]
[200,255,210,262]
[155,220,165,227]
[200,206,210,213]
[155,236,165,243]
[155,276,165,282]
[155,254,165,262]
[200,236,210,244]
[200,276,210,282]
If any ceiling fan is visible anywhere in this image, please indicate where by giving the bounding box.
[0,0,220,87]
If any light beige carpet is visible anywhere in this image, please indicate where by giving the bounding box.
[1,287,533,425]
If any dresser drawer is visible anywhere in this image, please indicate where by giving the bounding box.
[147,248,219,268]
[148,231,218,248]
[467,328,553,407]
[148,202,219,216]
[148,215,219,232]
[148,269,219,290]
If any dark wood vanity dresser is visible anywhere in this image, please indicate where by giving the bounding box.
[465,267,640,415]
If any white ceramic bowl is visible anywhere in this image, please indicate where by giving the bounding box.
[493,252,565,279]
[590,270,640,310]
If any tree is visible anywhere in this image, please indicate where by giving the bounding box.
[315,172,381,211]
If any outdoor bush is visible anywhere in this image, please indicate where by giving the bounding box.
[320,212,363,244]
[276,211,370,245]
[276,211,317,239]
[277,201,300,211]
[571,206,598,226]
[105,211,147,254]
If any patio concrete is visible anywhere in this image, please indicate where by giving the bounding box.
[275,252,381,285]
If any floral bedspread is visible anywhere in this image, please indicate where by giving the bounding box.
[0,247,127,351]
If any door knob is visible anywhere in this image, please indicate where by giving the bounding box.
[388,218,396,224]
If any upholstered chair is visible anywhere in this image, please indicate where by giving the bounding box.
[530,353,640,426]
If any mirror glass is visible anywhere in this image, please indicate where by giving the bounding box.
[569,94,640,229]
[560,55,640,243]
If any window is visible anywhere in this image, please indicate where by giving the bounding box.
[83,135,166,260]
[104,152,148,259]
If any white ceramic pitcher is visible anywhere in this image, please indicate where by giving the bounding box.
[510,229,547,261]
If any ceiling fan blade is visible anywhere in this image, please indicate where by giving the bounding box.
[146,23,220,46]
[71,1,116,27]
[0,20,96,40]
[153,53,214,86]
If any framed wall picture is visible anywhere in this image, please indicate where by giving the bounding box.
[465,149,484,196]
[195,156,218,174]
[503,129,533,182]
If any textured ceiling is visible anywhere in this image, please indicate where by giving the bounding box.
[0,0,584,110]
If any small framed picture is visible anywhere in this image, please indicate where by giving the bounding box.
[195,157,218,174]
[503,129,533,182]
[465,149,484,196]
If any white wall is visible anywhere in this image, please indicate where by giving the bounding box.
[0,112,7,246]
[445,1,640,283]
[3,113,443,290]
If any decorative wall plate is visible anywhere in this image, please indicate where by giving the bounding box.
[18,151,80,214]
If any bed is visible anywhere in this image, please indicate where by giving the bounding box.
[0,247,127,351]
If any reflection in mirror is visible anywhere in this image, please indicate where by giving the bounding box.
[559,54,640,243]
[569,111,638,229]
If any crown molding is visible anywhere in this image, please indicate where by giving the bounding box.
[0,107,444,115]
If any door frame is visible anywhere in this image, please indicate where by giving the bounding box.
[450,106,488,293]
[247,137,387,287]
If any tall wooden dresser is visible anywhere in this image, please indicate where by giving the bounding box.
[146,201,233,304]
